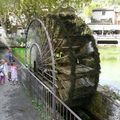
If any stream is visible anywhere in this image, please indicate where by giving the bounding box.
[77,45,120,120]
[98,45,120,92]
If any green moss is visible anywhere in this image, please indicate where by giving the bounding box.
[87,92,111,120]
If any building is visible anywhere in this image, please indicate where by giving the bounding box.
[91,8,115,25]
[88,8,120,44]
[115,8,120,25]
[89,8,120,25]
[88,8,120,34]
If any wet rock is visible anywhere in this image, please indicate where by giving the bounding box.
[85,86,120,120]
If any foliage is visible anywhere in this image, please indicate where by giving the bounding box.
[103,0,120,6]
[16,37,26,44]
[83,0,120,17]
[13,48,25,63]
[1,0,120,24]
[0,0,92,21]
[93,0,120,6]
[84,1,101,17]
[0,0,19,20]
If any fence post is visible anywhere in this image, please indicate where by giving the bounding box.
[52,83,56,119]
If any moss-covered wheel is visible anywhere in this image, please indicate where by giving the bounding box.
[26,14,100,107]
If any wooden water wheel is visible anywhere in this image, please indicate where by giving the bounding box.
[26,14,100,107]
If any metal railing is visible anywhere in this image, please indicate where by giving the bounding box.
[18,62,82,120]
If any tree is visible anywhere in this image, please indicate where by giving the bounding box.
[0,0,92,28]
[17,0,92,18]
[106,0,120,5]
[84,1,101,17]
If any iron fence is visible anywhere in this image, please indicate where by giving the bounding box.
[18,62,82,120]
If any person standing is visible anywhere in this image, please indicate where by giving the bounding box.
[5,48,13,81]
[0,70,5,84]
[5,48,14,64]
[11,61,18,85]
[2,59,9,82]
[0,64,5,84]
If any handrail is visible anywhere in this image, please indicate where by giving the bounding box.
[17,59,82,120]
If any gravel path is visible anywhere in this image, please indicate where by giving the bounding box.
[0,79,41,120]
[0,49,41,120]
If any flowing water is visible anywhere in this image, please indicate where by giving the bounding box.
[98,45,120,91]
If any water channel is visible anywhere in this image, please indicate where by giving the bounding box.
[98,45,120,92]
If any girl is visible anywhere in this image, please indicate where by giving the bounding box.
[3,59,9,82]
[0,61,5,84]
[11,61,18,85]
[0,70,5,84]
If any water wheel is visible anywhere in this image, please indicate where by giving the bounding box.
[26,14,100,107]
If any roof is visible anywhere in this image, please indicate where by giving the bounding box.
[93,8,114,12]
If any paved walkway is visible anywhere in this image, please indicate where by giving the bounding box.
[0,49,40,120]
[0,81,40,120]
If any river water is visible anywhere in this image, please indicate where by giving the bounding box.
[98,45,120,91]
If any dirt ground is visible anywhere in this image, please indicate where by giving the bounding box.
[0,78,41,120]
[0,49,40,120]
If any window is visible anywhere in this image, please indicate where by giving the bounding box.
[102,11,105,15]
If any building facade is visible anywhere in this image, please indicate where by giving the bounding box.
[92,9,115,24]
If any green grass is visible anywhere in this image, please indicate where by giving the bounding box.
[13,48,25,63]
